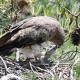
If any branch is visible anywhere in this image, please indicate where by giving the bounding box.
[65,8,80,17]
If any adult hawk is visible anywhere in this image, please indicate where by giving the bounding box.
[0,16,64,61]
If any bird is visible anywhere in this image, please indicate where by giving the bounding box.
[16,41,57,61]
[0,16,64,62]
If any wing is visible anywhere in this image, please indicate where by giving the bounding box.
[10,16,64,46]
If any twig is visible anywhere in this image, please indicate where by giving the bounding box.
[36,67,55,80]
[62,7,79,28]
[51,60,60,71]
[29,63,56,80]
[29,61,35,73]
[29,62,46,80]
[0,56,9,75]
[58,47,80,61]
[65,8,75,16]
[65,8,79,28]
[65,8,80,17]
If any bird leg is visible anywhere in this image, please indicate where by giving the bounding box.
[16,48,20,62]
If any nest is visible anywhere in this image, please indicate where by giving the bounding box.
[0,56,53,77]
[0,56,73,80]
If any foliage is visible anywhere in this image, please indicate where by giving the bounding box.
[73,64,80,79]
[0,0,11,28]
[74,65,80,77]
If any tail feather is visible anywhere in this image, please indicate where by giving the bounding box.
[0,32,15,56]
[0,41,15,56]
[0,32,11,47]
[0,25,21,56]
[0,26,21,47]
